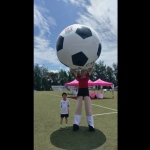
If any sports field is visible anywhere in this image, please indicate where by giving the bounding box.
[34,91,117,150]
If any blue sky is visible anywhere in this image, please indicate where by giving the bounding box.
[34,0,117,72]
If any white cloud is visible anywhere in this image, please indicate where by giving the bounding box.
[62,0,86,7]
[96,48,117,67]
[34,5,51,34]
[63,0,118,66]
[47,17,57,27]
[34,4,59,66]
[48,70,59,73]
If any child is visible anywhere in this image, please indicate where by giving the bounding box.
[60,92,70,130]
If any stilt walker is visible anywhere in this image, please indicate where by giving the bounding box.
[71,64,95,131]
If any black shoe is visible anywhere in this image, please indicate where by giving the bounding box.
[89,125,95,131]
[73,124,79,131]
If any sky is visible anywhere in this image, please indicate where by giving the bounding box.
[34,0,117,73]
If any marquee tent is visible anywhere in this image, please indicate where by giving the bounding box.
[64,79,95,86]
[88,79,95,86]
[65,78,113,87]
[64,79,78,86]
[93,78,113,86]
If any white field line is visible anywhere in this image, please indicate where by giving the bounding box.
[48,93,117,112]
[92,104,117,111]
[93,112,117,116]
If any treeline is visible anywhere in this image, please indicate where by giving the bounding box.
[34,61,118,91]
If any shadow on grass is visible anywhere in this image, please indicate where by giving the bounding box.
[50,126,106,150]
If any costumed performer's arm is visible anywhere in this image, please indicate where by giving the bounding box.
[70,69,77,77]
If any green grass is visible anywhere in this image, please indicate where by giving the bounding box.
[34,91,117,150]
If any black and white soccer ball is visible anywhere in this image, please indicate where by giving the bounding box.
[56,24,102,70]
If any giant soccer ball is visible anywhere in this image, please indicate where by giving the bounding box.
[56,24,102,69]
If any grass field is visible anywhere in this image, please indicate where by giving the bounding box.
[34,91,118,150]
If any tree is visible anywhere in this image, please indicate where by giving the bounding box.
[40,66,49,90]
[34,64,42,90]
[112,62,118,86]
[93,61,107,81]
[67,69,76,81]
[58,69,68,85]
[106,66,116,86]
[49,72,59,85]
